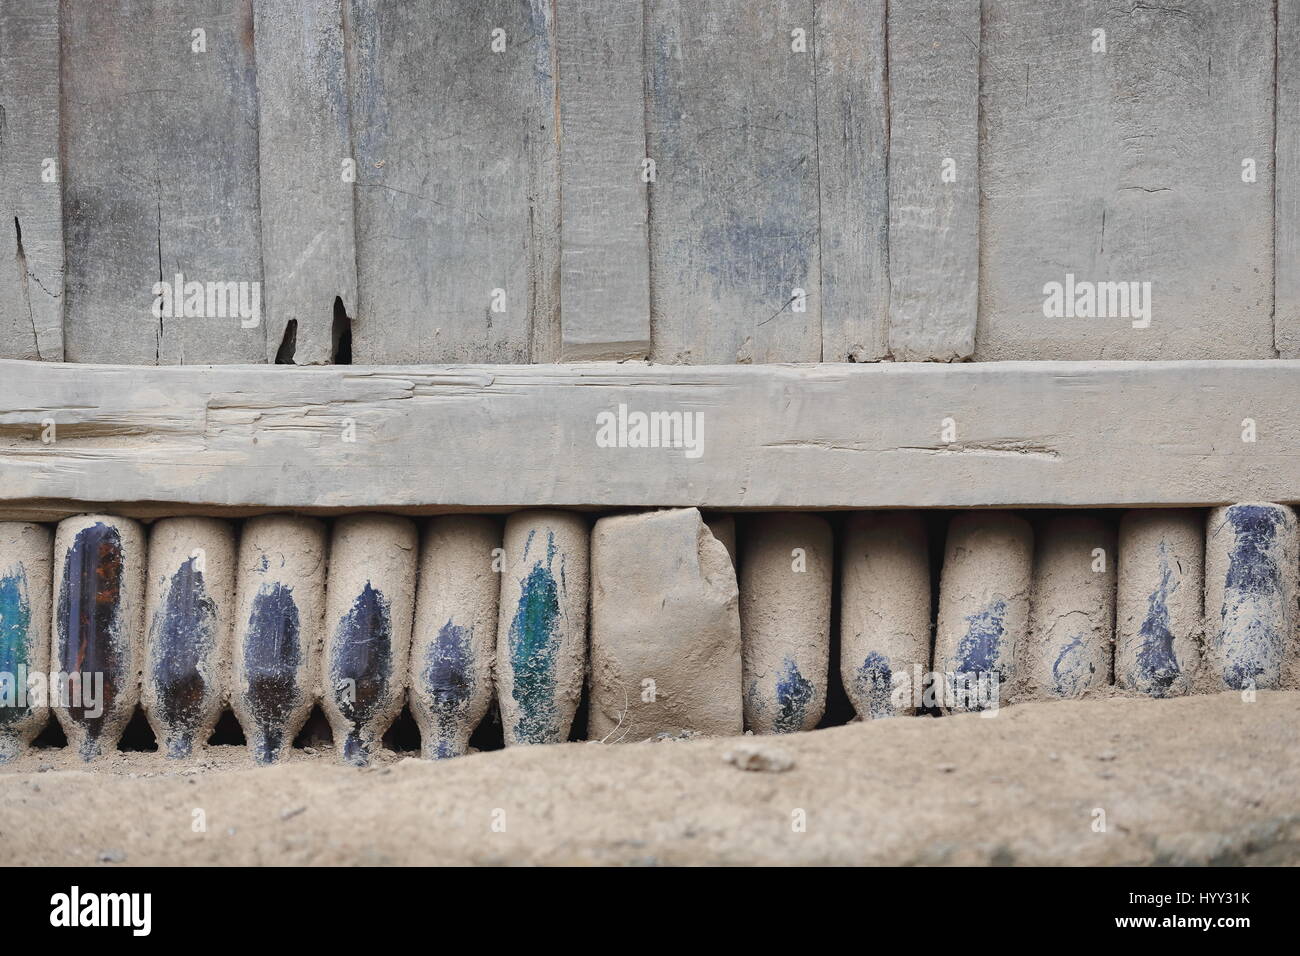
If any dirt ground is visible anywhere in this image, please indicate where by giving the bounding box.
[2,691,1297,866]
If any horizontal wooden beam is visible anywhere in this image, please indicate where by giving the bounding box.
[0,359,1297,519]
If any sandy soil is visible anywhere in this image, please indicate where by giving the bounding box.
[2,691,1297,866]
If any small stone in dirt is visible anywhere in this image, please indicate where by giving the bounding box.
[990,845,1016,866]
[936,763,957,773]
[724,745,793,773]
[98,849,125,863]
[303,747,318,756]
[280,805,306,821]
[38,764,53,773]
[1097,750,1118,761]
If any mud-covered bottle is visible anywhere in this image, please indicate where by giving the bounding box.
[231,516,326,764]
[496,511,588,746]
[0,523,53,762]
[409,516,499,759]
[51,515,145,760]
[322,515,416,765]
[142,518,235,758]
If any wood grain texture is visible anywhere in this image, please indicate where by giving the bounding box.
[0,0,64,361]
[254,0,358,365]
[0,358,1297,518]
[977,0,1276,361]
[556,0,651,362]
[814,0,888,363]
[886,0,979,362]
[646,0,821,364]
[1278,0,1300,358]
[61,0,264,365]
[347,0,560,364]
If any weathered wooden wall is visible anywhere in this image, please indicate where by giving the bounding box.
[0,0,1291,365]
[60,0,265,365]
[348,0,561,365]
[1280,0,1300,358]
[254,0,357,365]
[887,0,979,362]
[978,0,1276,361]
[0,0,63,361]
[557,0,651,362]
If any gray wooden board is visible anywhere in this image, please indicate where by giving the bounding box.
[347,0,561,364]
[886,0,979,362]
[556,0,651,362]
[0,0,63,361]
[1278,0,1300,358]
[0,358,1297,518]
[645,0,821,364]
[61,0,264,365]
[254,0,358,365]
[814,0,888,363]
[977,0,1276,361]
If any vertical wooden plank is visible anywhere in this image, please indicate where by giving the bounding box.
[61,0,264,364]
[886,0,979,362]
[977,0,1275,361]
[1278,0,1300,357]
[814,0,888,363]
[0,0,64,361]
[348,0,560,364]
[646,0,821,364]
[556,0,651,362]
[254,0,358,365]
